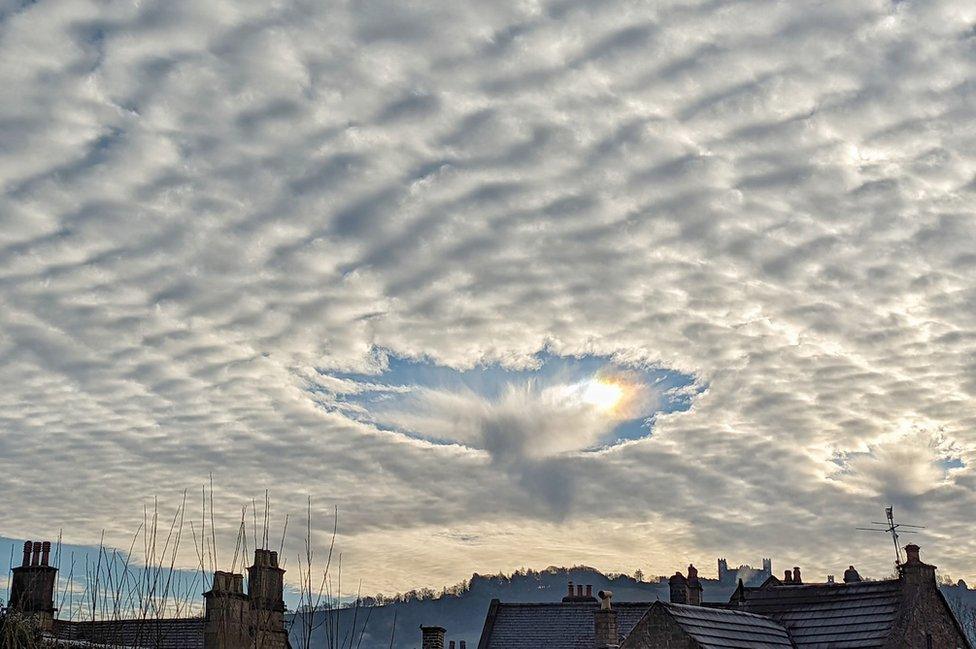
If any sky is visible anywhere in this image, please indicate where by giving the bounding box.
[2,0,976,602]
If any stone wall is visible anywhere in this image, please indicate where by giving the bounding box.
[885,545,970,649]
[619,607,699,649]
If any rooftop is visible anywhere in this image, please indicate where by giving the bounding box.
[737,580,902,648]
[653,602,794,649]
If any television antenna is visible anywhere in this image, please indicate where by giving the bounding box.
[856,506,925,566]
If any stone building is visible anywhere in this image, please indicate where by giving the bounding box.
[475,544,972,648]
[8,540,291,648]
[717,556,772,585]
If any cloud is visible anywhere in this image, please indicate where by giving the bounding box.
[1,0,976,594]
[835,430,963,506]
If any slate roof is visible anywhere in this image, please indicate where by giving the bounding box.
[52,617,205,648]
[660,602,794,648]
[477,600,652,649]
[736,580,902,648]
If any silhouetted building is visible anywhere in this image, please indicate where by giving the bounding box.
[10,539,291,648]
[476,545,972,649]
[717,556,772,585]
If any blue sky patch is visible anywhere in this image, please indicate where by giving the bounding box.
[314,351,702,450]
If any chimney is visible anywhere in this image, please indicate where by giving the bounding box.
[586,584,593,598]
[844,566,862,583]
[9,540,58,631]
[568,581,574,597]
[248,548,288,648]
[783,570,793,584]
[577,584,584,598]
[686,565,703,606]
[421,626,446,649]
[669,571,688,604]
[792,567,802,584]
[827,575,835,584]
[594,591,618,649]
[905,544,921,564]
[900,544,936,590]
[204,571,249,648]
[460,642,466,649]
[41,541,51,566]
[450,642,456,649]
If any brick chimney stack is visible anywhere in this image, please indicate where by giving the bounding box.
[900,544,936,589]
[594,590,618,649]
[204,571,249,649]
[686,565,703,606]
[421,626,446,649]
[669,571,688,604]
[248,548,288,648]
[9,540,58,631]
[563,581,597,602]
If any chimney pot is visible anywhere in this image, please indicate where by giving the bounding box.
[450,642,456,649]
[22,541,31,567]
[792,567,801,584]
[568,581,574,597]
[41,541,51,566]
[460,642,466,649]
[576,584,584,598]
[270,550,278,567]
[586,585,592,598]
[905,544,921,564]
[31,542,41,566]
[784,570,793,583]
[844,566,862,583]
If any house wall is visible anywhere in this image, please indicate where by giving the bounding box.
[620,608,700,649]
[883,548,971,649]
[886,586,970,649]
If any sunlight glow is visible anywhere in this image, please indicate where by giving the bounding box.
[581,379,625,412]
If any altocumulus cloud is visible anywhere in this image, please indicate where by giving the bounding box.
[2,0,976,593]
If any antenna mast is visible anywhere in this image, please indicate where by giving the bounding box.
[856,505,925,567]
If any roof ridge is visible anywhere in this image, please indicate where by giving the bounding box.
[664,602,786,621]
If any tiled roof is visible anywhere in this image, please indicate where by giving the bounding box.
[52,617,205,648]
[477,600,652,649]
[661,602,795,648]
[737,580,902,648]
